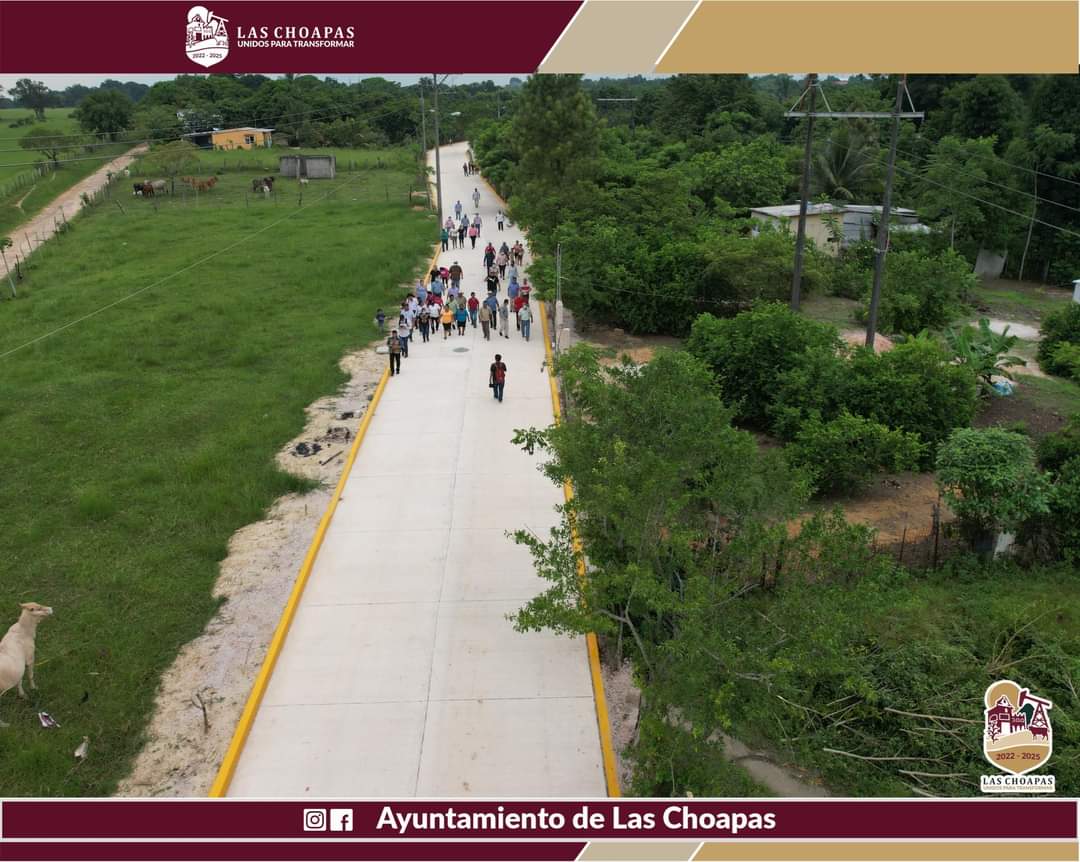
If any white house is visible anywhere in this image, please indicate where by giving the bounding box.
[750,203,928,255]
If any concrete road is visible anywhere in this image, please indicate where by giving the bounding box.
[227,141,606,796]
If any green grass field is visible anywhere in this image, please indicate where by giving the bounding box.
[0,158,434,795]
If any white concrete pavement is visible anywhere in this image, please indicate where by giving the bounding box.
[227,141,606,797]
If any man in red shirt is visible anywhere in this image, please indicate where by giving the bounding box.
[467,292,480,328]
[513,293,525,331]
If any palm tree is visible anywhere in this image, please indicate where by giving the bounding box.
[812,124,880,202]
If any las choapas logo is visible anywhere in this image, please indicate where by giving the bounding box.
[186,6,229,68]
[981,679,1055,793]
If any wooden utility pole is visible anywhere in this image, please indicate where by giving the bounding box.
[790,73,818,311]
[419,81,427,155]
[865,75,908,350]
[433,74,443,224]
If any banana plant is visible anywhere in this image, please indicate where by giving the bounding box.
[945,318,1027,396]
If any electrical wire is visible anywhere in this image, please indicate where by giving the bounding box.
[0,175,361,360]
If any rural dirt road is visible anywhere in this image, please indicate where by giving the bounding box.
[9,145,147,258]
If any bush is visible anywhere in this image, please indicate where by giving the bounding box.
[1037,303,1080,376]
[845,337,979,455]
[1037,414,1080,474]
[858,249,975,334]
[1048,458,1080,563]
[789,412,926,495]
[1051,342,1080,381]
[936,427,1051,544]
[944,318,1028,396]
[687,304,841,427]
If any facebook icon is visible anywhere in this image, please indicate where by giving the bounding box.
[330,809,353,832]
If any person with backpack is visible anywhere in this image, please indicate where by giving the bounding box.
[387,330,402,376]
[489,354,507,402]
[467,292,480,328]
[519,301,533,342]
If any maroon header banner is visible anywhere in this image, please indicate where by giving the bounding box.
[0,1,582,74]
[2,800,1076,840]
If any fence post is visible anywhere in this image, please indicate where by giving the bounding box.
[898,526,907,565]
[931,503,941,570]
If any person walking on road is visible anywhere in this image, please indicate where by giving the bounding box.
[440,226,449,252]
[513,291,525,331]
[387,330,402,376]
[472,188,480,210]
[490,353,507,402]
[462,162,469,177]
[468,223,478,249]
[418,302,431,342]
[499,299,511,339]
[455,302,468,336]
[479,301,492,340]
[449,261,463,293]
[496,248,508,279]
[396,315,411,358]
[440,303,454,339]
[458,219,467,247]
[483,242,496,271]
[485,269,500,296]
[496,210,505,231]
[454,199,463,219]
[467,292,480,328]
[472,212,482,238]
[375,307,386,333]
[427,300,441,336]
[519,301,533,341]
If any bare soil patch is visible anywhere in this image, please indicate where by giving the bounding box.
[974,389,1069,439]
[117,346,385,797]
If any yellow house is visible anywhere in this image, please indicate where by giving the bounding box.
[210,127,274,150]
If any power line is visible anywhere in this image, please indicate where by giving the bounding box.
[893,145,1080,217]
[0,175,360,360]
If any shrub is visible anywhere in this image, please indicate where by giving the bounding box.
[687,304,841,427]
[1051,342,1080,381]
[1037,413,1080,474]
[936,427,1051,544]
[1047,457,1080,563]
[1037,302,1080,376]
[845,337,979,455]
[789,412,926,495]
[858,249,975,334]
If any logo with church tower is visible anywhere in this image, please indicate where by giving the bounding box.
[185,6,229,68]
[983,679,1052,782]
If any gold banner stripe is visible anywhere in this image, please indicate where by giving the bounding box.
[656,1,1078,73]
[580,841,702,861]
[539,0,698,72]
[693,842,1079,861]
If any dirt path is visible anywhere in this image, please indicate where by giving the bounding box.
[9,145,147,258]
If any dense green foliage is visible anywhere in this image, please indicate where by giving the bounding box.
[789,413,925,494]
[1038,302,1080,376]
[858,249,976,334]
[687,304,840,427]
[1037,414,1080,474]
[944,318,1028,396]
[936,428,1051,541]
[513,345,1080,797]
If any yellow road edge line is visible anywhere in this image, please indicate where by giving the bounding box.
[208,240,441,798]
[539,300,622,798]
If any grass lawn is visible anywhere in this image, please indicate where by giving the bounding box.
[1022,373,1080,417]
[799,294,859,329]
[0,159,434,795]
[969,277,1074,324]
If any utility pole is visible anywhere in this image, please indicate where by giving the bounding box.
[554,243,562,358]
[785,75,922,343]
[419,80,427,155]
[1019,165,1038,281]
[433,73,445,225]
[789,73,817,311]
[865,75,909,350]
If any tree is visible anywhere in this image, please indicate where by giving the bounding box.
[936,428,1051,549]
[20,126,72,168]
[73,90,135,141]
[938,76,1022,150]
[812,123,881,202]
[11,78,54,120]
[141,140,201,194]
[130,105,183,141]
[510,75,601,252]
[684,138,790,210]
[944,318,1027,396]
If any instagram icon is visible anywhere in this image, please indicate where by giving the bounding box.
[302,808,327,831]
